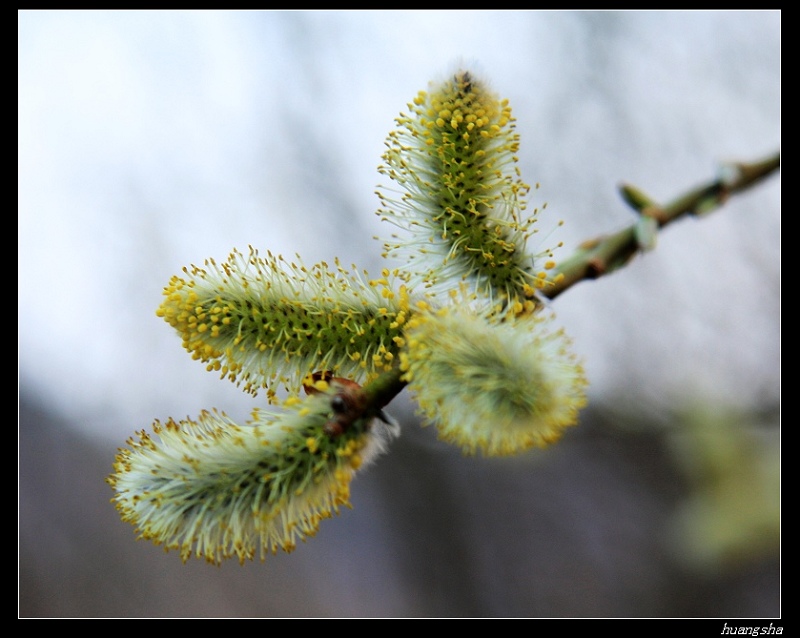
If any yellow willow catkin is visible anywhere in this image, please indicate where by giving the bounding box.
[107,390,398,564]
[400,305,588,456]
[376,70,556,307]
[157,246,411,398]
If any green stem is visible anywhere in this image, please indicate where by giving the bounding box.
[544,151,780,300]
[361,366,406,414]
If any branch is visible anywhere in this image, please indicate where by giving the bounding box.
[343,151,781,425]
[543,151,780,300]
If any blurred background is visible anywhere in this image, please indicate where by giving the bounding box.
[19,11,780,617]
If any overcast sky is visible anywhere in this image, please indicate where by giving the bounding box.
[19,11,780,443]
